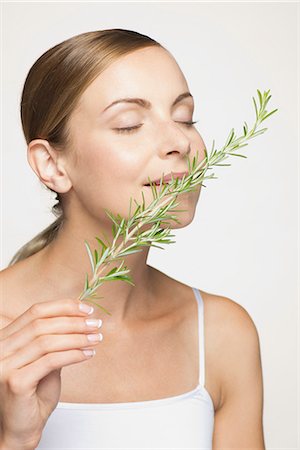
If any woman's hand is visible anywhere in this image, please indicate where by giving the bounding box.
[0,298,103,449]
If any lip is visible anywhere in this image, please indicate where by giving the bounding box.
[144,171,189,186]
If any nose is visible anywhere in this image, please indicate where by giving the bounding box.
[157,121,192,159]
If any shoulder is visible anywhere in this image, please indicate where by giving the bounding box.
[199,289,260,339]
[199,289,262,409]
[198,291,265,445]
[0,266,14,328]
[200,289,259,339]
[0,262,33,321]
[0,266,15,326]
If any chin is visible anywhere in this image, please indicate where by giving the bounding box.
[160,209,196,230]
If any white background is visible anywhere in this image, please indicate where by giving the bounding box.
[1,2,299,448]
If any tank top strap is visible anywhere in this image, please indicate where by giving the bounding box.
[192,287,206,388]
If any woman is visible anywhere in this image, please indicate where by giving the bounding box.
[0,29,265,449]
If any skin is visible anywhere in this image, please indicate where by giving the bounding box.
[0,46,265,449]
[24,45,205,326]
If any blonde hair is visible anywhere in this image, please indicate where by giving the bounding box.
[8,28,162,266]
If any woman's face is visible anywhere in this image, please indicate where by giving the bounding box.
[63,46,206,230]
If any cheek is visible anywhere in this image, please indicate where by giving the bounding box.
[67,136,147,219]
[85,131,146,181]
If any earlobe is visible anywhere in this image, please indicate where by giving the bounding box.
[27,139,72,193]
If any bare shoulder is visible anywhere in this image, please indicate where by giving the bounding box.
[199,289,263,409]
[198,290,265,446]
[200,288,260,338]
[0,261,34,321]
[0,267,15,328]
[200,288,260,336]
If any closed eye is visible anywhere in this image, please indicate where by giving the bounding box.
[113,120,199,134]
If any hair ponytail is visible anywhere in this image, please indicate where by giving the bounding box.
[8,193,64,266]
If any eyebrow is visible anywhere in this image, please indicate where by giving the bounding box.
[102,91,193,113]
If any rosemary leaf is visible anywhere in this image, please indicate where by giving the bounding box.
[77,89,278,313]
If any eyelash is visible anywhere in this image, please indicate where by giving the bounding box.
[113,120,199,134]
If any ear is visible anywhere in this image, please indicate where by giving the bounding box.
[27,139,72,193]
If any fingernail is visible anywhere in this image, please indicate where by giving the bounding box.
[85,319,102,328]
[82,349,96,357]
[87,333,103,342]
[79,303,94,315]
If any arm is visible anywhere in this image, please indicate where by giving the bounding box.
[212,298,265,449]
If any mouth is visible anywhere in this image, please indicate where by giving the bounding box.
[143,171,189,187]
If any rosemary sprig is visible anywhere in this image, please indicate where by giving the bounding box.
[77,89,278,314]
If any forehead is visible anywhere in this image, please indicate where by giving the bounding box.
[77,46,189,112]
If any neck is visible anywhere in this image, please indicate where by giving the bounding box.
[33,216,159,328]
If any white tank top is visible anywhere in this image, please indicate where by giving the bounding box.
[36,287,215,449]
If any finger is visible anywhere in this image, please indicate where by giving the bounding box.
[3,331,103,371]
[0,298,94,339]
[2,316,103,359]
[4,348,97,395]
